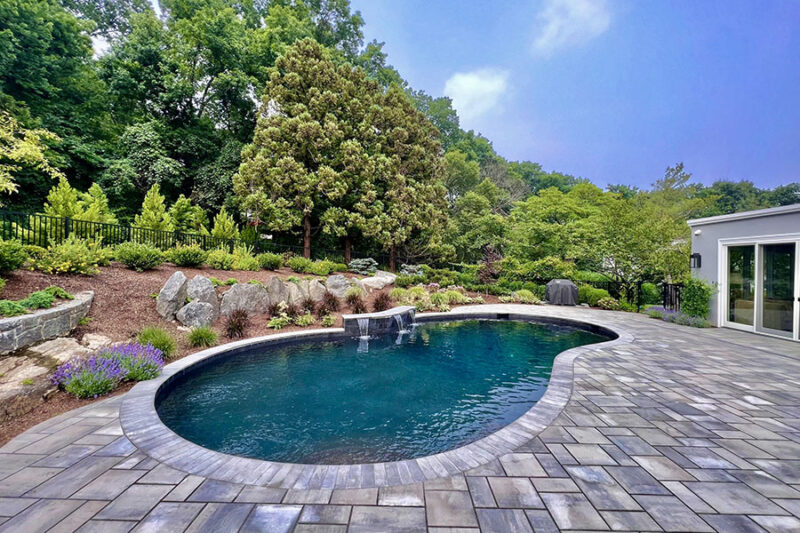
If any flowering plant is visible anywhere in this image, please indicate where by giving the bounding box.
[98,342,164,381]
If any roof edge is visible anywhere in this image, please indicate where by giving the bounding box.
[688,203,800,226]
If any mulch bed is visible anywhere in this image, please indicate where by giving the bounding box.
[0,263,499,445]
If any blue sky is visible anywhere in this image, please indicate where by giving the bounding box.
[350,0,800,189]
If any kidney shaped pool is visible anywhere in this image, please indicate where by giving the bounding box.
[156,319,611,464]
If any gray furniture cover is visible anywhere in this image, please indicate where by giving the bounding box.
[546,279,578,306]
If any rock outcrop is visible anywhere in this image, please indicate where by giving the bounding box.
[156,271,188,319]
[176,301,216,327]
[220,283,269,316]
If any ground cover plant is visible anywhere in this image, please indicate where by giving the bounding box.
[0,286,73,317]
[225,309,249,338]
[187,326,217,348]
[136,327,176,358]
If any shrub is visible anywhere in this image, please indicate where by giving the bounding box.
[44,286,73,299]
[0,239,26,273]
[578,285,611,307]
[268,301,282,317]
[99,343,164,381]
[332,263,348,273]
[390,287,408,301]
[52,355,125,398]
[225,309,249,338]
[478,245,502,284]
[430,292,448,308]
[597,297,621,310]
[317,291,341,317]
[115,242,164,271]
[513,289,540,304]
[344,286,364,307]
[400,264,423,276]
[407,286,427,301]
[285,302,300,318]
[0,277,5,293]
[136,327,176,358]
[268,313,292,329]
[639,282,661,306]
[321,314,336,327]
[167,244,207,267]
[224,277,237,285]
[348,257,378,275]
[395,274,426,288]
[286,275,301,283]
[294,312,315,326]
[301,296,317,313]
[209,277,223,287]
[29,236,112,275]
[231,245,259,271]
[19,290,55,309]
[681,278,714,319]
[257,252,283,270]
[350,297,367,314]
[207,248,234,270]
[372,292,392,312]
[0,300,27,317]
[287,256,314,273]
[187,326,218,348]
[426,268,459,287]
[444,290,468,304]
[310,259,336,276]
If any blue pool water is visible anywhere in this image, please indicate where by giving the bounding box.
[157,319,610,463]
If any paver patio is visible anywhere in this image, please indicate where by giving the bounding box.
[1,304,799,532]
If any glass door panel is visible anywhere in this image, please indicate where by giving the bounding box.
[728,246,755,326]
[759,243,795,336]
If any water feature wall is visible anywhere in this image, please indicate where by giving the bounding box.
[342,306,416,338]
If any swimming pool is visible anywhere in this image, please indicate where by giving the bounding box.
[156,319,611,464]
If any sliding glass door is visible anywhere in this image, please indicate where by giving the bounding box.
[727,246,755,326]
[758,243,796,337]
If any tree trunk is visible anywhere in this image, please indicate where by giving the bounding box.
[303,213,311,259]
[389,245,397,272]
[344,236,351,265]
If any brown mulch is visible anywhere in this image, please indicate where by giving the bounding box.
[0,264,499,445]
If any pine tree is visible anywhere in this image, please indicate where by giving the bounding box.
[43,176,83,218]
[134,184,171,231]
[80,184,118,225]
[169,194,207,234]
[210,206,239,241]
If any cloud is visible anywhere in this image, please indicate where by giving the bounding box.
[532,0,610,56]
[443,69,510,122]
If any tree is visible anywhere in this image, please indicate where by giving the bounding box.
[135,184,172,231]
[447,191,507,263]
[443,150,480,202]
[411,91,461,150]
[0,111,62,203]
[169,194,207,233]
[61,0,151,37]
[210,206,239,241]
[234,38,379,258]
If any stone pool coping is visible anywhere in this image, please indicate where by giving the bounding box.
[119,306,634,489]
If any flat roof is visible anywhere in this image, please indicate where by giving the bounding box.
[688,203,800,227]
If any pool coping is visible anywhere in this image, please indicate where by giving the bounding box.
[119,305,634,489]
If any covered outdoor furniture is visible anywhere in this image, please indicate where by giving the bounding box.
[546,279,578,306]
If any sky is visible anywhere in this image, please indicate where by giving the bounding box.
[349,0,800,189]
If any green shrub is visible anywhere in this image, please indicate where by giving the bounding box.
[44,286,73,299]
[136,327,177,358]
[321,314,336,327]
[348,257,378,275]
[395,274,426,288]
[29,236,112,275]
[681,278,714,319]
[639,282,661,306]
[19,290,55,309]
[443,290,468,304]
[0,239,26,273]
[167,244,208,267]
[578,285,611,307]
[294,312,315,327]
[257,252,283,270]
[0,277,5,293]
[332,263,348,273]
[390,287,409,301]
[287,256,313,273]
[207,248,234,270]
[268,313,292,329]
[426,268,459,287]
[187,326,217,348]
[513,289,540,304]
[309,259,336,276]
[231,245,259,271]
[115,242,164,271]
[597,297,621,310]
[0,300,27,316]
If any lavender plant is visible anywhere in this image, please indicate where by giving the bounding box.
[99,343,164,381]
[52,355,126,398]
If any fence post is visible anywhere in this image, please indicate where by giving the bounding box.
[64,217,71,240]
[636,280,642,313]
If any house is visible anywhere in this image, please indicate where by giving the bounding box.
[688,204,800,341]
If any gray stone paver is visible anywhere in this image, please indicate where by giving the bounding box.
[1,305,799,531]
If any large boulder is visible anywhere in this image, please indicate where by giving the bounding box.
[301,279,327,302]
[286,282,304,306]
[220,283,269,316]
[176,301,216,327]
[360,270,397,291]
[187,276,218,314]
[156,271,188,319]
[266,276,288,306]
[325,274,358,298]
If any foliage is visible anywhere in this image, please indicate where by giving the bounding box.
[19,290,55,309]
[395,274,426,288]
[478,245,502,284]
[52,355,125,398]
[29,236,112,275]
[0,239,26,273]
[231,245,259,271]
[310,259,337,276]
[225,309,249,338]
[321,314,336,327]
[210,207,239,241]
[293,312,315,326]
[390,287,408,301]
[99,342,164,381]
[301,296,317,314]
[136,327,176,358]
[372,291,392,312]
[399,264,423,276]
[348,258,378,275]
[0,300,27,317]
[597,297,621,311]
[268,313,292,329]
[681,278,715,319]
[287,256,314,273]
[578,286,611,307]
[206,248,235,270]
[257,252,283,270]
[187,326,218,348]
[640,282,661,306]
[134,184,172,232]
[115,242,164,271]
[169,195,207,234]
[0,111,63,202]
[166,245,208,267]
[512,289,540,304]
[646,306,711,328]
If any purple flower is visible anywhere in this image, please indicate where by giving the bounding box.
[98,342,164,381]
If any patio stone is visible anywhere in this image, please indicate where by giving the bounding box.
[240,504,301,533]
[349,506,425,532]
[185,502,253,532]
[299,504,351,524]
[94,484,173,520]
[540,492,608,530]
[486,477,543,508]
[425,490,479,527]
[599,510,661,531]
[634,495,714,532]
[132,502,204,533]
[378,483,424,506]
[682,481,788,515]
[476,508,533,532]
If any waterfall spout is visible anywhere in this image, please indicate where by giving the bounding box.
[394,314,409,334]
[356,317,370,340]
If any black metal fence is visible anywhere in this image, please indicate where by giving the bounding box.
[662,283,683,312]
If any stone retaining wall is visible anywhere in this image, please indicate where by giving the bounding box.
[0,291,94,355]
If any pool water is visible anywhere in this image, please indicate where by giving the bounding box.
[157,320,609,463]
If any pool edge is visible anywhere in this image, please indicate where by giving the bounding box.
[120,304,635,488]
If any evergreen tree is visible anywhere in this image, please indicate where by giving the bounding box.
[134,184,171,231]
[169,195,207,234]
[210,206,239,241]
